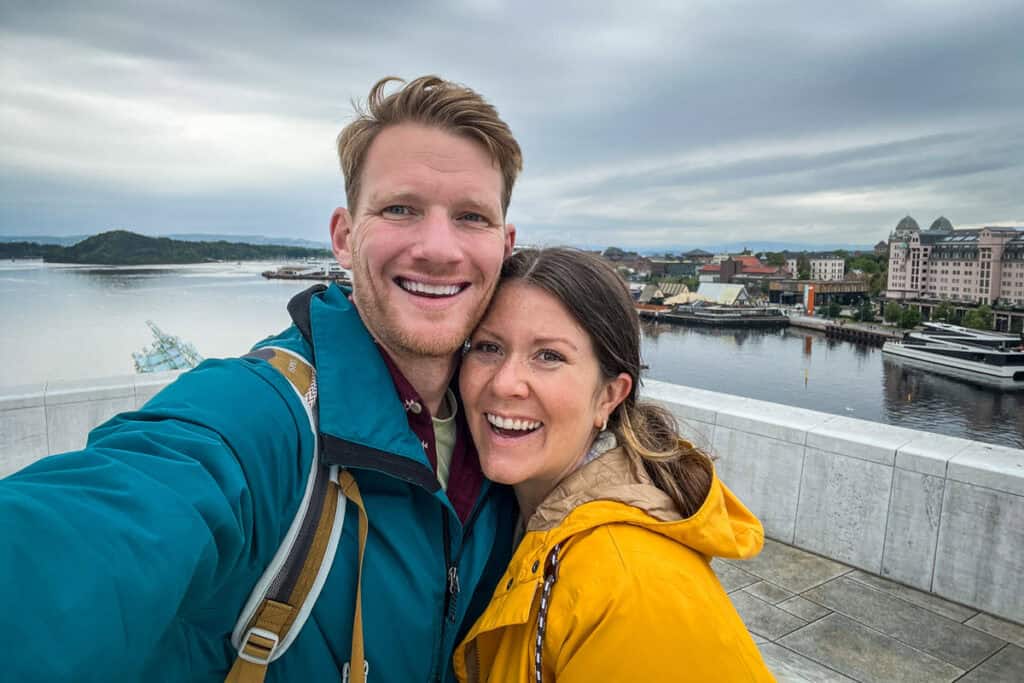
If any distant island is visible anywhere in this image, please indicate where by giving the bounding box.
[0,230,333,265]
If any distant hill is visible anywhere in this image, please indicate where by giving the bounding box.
[0,232,329,249]
[0,230,332,265]
[0,234,90,246]
[165,233,331,249]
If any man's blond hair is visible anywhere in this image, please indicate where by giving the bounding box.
[337,75,522,215]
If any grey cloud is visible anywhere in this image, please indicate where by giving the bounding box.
[2,0,1022,246]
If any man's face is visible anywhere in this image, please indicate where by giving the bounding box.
[331,123,515,360]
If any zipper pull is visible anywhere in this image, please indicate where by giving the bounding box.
[447,566,460,623]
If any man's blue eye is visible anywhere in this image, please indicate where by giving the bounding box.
[461,213,487,223]
[383,206,412,216]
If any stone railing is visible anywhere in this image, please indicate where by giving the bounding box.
[643,379,1023,626]
[0,371,182,477]
[1,373,1022,625]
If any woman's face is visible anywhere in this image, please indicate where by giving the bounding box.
[460,281,630,495]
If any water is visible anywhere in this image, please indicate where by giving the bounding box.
[1,261,1021,449]
[641,322,1023,449]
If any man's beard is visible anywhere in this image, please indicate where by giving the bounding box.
[350,269,492,360]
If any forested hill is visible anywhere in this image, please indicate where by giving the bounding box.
[0,230,332,265]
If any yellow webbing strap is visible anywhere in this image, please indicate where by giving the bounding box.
[224,476,348,683]
[225,599,295,683]
[224,475,337,683]
[339,470,369,683]
[261,348,315,398]
[224,348,368,682]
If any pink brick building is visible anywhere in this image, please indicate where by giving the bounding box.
[886,216,1024,307]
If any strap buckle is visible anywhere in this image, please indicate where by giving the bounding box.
[238,627,280,665]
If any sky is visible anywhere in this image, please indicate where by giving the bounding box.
[2,0,1023,250]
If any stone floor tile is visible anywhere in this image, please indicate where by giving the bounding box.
[803,576,1004,671]
[712,558,760,593]
[730,590,807,640]
[956,644,1024,683]
[966,613,1024,649]
[758,643,857,683]
[846,569,978,623]
[734,538,851,593]
[744,580,795,605]
[779,613,964,683]
[778,595,831,623]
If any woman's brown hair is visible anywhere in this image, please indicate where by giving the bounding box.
[498,247,713,517]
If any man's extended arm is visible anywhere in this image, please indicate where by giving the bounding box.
[0,359,309,682]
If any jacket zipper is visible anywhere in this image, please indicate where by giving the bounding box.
[431,510,460,682]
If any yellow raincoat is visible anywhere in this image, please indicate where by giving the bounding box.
[454,447,774,682]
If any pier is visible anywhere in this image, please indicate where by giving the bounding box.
[788,314,903,346]
[2,373,1022,680]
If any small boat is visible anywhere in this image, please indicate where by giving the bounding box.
[652,304,790,329]
[882,322,1024,390]
[261,264,352,284]
[133,321,203,373]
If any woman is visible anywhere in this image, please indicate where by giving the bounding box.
[455,248,774,682]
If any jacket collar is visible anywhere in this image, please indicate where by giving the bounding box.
[527,446,681,532]
[309,284,433,472]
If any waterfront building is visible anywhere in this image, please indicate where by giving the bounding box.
[656,282,691,298]
[693,282,750,305]
[785,255,846,281]
[638,283,667,304]
[700,256,780,283]
[648,259,699,278]
[886,216,1024,306]
[885,216,1024,331]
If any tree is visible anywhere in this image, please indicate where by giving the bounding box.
[900,308,921,329]
[826,301,842,318]
[932,300,954,322]
[848,255,880,274]
[856,299,875,323]
[765,252,787,267]
[868,271,885,297]
[962,305,993,330]
[884,302,902,324]
[797,254,811,280]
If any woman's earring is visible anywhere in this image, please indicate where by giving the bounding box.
[600,417,608,432]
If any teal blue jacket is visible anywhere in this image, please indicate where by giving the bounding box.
[0,284,516,682]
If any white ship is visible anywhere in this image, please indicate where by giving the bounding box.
[882,322,1024,390]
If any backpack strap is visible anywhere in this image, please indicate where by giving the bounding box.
[226,346,368,683]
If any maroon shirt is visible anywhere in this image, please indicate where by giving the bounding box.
[376,347,484,523]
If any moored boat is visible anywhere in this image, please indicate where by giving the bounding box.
[882,322,1024,390]
[261,264,352,284]
[640,303,789,328]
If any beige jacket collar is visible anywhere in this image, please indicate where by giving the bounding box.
[527,445,682,532]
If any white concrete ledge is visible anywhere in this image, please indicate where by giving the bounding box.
[1,372,1021,625]
[643,378,1024,626]
[0,371,182,478]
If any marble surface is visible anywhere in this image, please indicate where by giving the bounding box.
[794,447,893,572]
[719,533,1024,683]
[880,468,945,590]
[712,426,805,542]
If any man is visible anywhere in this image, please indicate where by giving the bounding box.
[0,76,521,682]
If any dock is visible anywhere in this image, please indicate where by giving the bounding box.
[787,315,902,346]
